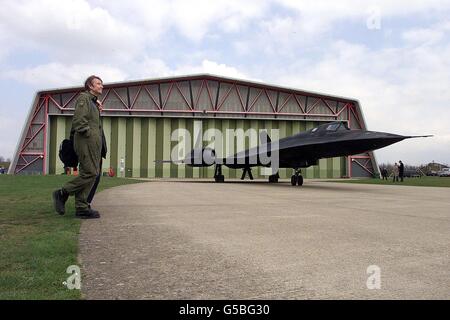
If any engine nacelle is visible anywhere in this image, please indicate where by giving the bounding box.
[184,148,216,167]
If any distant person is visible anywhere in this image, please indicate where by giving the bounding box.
[392,163,399,182]
[399,160,405,182]
[0,166,4,174]
[381,167,388,180]
[52,75,104,219]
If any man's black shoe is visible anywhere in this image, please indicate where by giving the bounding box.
[75,208,100,219]
[52,189,68,215]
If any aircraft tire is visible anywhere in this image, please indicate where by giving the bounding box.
[269,174,278,183]
[215,175,225,183]
[290,175,298,186]
[297,175,304,186]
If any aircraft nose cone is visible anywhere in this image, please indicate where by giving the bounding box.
[363,131,407,149]
[376,132,403,138]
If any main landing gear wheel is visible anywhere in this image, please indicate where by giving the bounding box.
[214,164,225,183]
[291,169,303,186]
[269,172,279,183]
[291,175,297,186]
[215,175,225,183]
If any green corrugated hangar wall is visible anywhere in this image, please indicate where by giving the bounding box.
[48,116,346,179]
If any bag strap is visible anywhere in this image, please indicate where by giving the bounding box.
[70,126,75,142]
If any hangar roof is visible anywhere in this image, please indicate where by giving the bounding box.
[38,73,359,104]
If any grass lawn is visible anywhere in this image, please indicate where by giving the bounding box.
[0,175,143,300]
[328,176,450,188]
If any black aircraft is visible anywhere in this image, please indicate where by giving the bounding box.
[165,121,432,186]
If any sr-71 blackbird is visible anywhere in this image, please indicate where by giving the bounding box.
[163,121,431,186]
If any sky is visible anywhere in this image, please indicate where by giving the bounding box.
[1,0,449,166]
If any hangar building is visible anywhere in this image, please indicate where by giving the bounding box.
[9,74,378,179]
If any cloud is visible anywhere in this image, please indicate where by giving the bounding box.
[261,37,450,165]
[2,57,248,90]
[91,0,270,42]
[166,0,268,41]
[3,63,127,88]
[402,21,450,46]
[107,57,251,82]
[275,0,449,22]
[0,28,10,62]
[402,28,444,45]
[238,0,450,60]
[174,59,250,79]
[1,0,449,65]
[0,0,142,63]
[128,58,173,79]
[0,117,21,160]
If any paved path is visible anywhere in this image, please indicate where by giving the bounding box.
[79,180,450,299]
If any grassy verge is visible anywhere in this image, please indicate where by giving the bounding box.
[327,176,450,188]
[0,175,143,300]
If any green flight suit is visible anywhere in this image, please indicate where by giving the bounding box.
[62,91,102,211]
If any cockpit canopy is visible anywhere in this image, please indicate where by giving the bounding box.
[310,121,350,133]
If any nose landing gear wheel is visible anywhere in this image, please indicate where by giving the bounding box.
[292,168,303,186]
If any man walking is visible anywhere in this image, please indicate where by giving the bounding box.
[399,160,405,182]
[393,163,399,182]
[86,99,107,209]
[52,75,104,219]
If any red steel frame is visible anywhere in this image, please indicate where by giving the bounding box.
[14,96,48,174]
[11,74,376,176]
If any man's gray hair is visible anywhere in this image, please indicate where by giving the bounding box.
[84,75,103,91]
